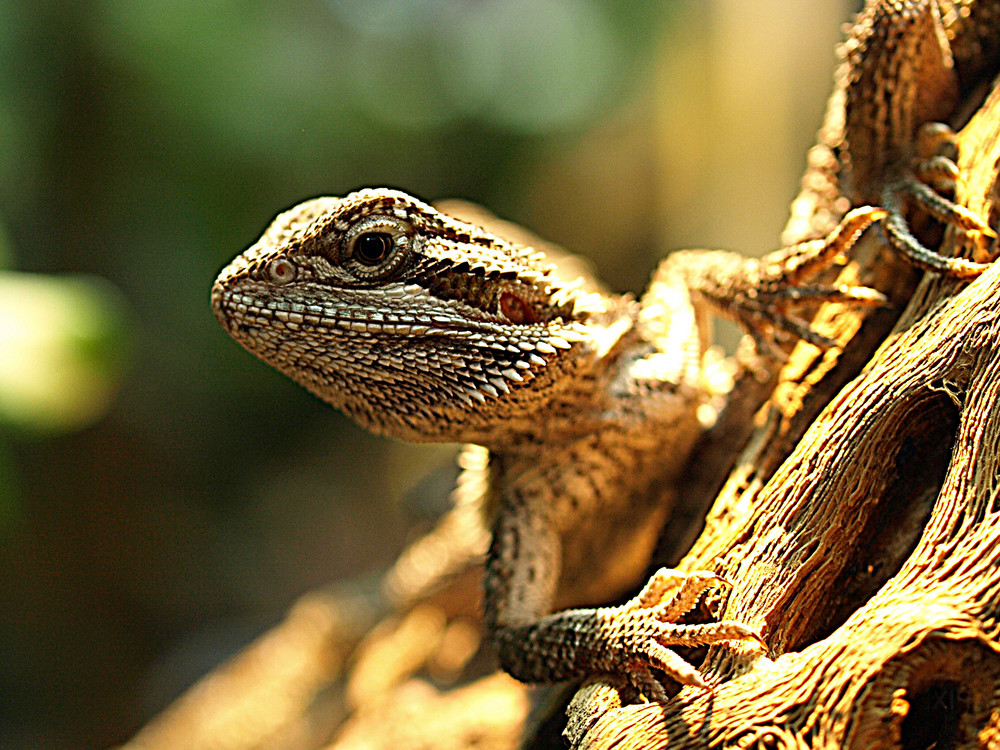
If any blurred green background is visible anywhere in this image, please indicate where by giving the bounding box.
[0,0,852,746]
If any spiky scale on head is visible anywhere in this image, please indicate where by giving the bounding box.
[212,189,633,444]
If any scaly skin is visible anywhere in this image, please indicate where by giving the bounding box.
[211,0,998,702]
[213,189,884,697]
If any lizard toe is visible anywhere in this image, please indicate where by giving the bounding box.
[877,157,997,279]
[640,639,709,691]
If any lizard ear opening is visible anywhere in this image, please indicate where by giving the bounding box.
[499,291,537,324]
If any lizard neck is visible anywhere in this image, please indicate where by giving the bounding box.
[355,297,642,447]
[212,189,695,448]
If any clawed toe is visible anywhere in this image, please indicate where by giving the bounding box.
[650,620,766,650]
[642,639,710,690]
[876,137,997,279]
[613,569,766,698]
[631,568,730,618]
[912,155,959,192]
[881,189,994,279]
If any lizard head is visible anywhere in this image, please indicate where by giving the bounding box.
[212,189,634,444]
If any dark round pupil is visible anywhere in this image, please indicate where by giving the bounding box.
[354,232,393,265]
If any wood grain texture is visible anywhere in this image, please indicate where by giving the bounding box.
[568,71,1000,750]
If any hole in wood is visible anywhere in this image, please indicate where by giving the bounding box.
[853,636,1000,747]
[900,680,968,750]
[793,391,960,649]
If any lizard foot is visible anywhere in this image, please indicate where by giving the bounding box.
[880,122,997,279]
[491,568,764,701]
[697,207,892,354]
[598,568,765,701]
[652,207,889,357]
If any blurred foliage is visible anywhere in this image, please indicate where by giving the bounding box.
[0,272,131,434]
[97,0,640,135]
[0,221,11,268]
[0,0,851,747]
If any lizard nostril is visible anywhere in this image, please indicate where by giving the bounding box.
[267,258,297,284]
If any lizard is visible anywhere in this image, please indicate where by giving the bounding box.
[785,0,999,265]
[211,0,996,703]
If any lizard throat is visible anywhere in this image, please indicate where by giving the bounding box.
[211,281,602,443]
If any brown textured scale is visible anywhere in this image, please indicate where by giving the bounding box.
[213,83,990,699]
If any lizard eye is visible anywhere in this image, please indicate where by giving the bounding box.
[266,258,297,284]
[353,232,394,265]
[342,215,412,280]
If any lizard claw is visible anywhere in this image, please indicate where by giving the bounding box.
[605,611,766,697]
[879,122,997,278]
[600,568,765,698]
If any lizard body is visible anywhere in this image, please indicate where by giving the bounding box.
[212,0,996,700]
[788,0,999,261]
[211,188,880,696]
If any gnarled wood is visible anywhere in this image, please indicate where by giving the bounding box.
[121,28,1000,750]
[567,72,1000,750]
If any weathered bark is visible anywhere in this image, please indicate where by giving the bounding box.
[566,74,1000,750]
[121,45,1000,750]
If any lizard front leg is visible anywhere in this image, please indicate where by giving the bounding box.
[648,207,890,355]
[485,493,764,700]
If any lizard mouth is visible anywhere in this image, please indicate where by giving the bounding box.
[213,286,566,388]
[210,282,232,330]
[211,276,574,338]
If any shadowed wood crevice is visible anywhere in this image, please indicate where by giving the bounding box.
[854,635,1000,749]
[569,75,1000,748]
[795,390,959,651]
[900,681,966,750]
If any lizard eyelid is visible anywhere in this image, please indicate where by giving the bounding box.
[341,214,413,280]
